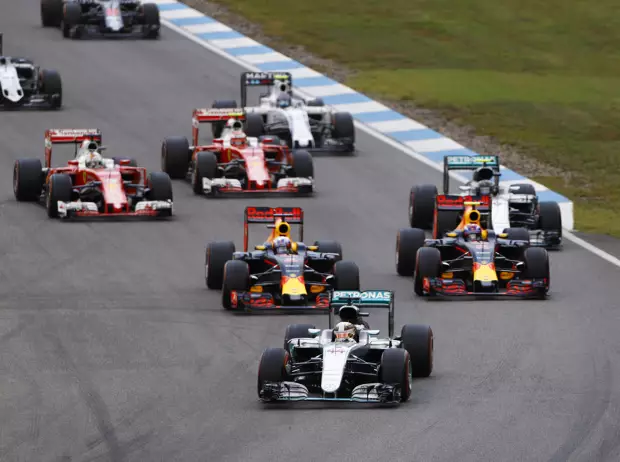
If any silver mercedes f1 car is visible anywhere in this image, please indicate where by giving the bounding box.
[257,290,433,405]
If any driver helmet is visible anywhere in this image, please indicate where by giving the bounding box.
[230,133,248,148]
[333,322,356,342]
[477,180,494,196]
[276,93,292,109]
[273,236,292,254]
[463,224,483,241]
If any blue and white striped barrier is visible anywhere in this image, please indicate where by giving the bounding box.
[152,0,574,230]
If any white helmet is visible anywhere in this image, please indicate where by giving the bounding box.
[333,322,356,342]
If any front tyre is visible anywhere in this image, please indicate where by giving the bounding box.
[46,173,72,218]
[380,349,412,403]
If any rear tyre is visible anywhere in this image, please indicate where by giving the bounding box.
[380,349,412,403]
[13,159,43,201]
[414,247,441,296]
[211,100,238,138]
[400,324,433,378]
[205,241,235,289]
[291,150,313,178]
[333,261,360,291]
[141,3,160,39]
[433,209,460,239]
[313,240,343,260]
[503,227,530,244]
[509,183,537,195]
[283,324,316,351]
[46,173,72,218]
[192,152,218,195]
[40,69,62,109]
[41,0,63,27]
[244,113,265,138]
[409,184,437,229]
[222,260,250,310]
[257,348,289,399]
[161,136,190,179]
[396,228,426,276]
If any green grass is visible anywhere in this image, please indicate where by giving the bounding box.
[211,0,620,235]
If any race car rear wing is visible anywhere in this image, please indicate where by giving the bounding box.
[443,154,500,194]
[329,290,395,338]
[436,194,491,211]
[44,129,103,168]
[243,206,304,251]
[192,108,245,124]
[240,71,292,107]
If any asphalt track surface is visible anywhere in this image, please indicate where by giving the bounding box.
[2,2,620,461]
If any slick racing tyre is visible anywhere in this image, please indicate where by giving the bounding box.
[161,136,190,179]
[211,100,238,138]
[503,227,530,244]
[413,247,441,296]
[291,150,313,178]
[539,201,562,234]
[409,184,437,229]
[13,159,43,201]
[283,324,316,351]
[205,241,235,289]
[46,173,72,218]
[192,152,217,195]
[396,227,426,276]
[313,240,343,259]
[523,247,550,297]
[41,0,63,27]
[433,209,460,239]
[221,260,250,310]
[510,183,537,196]
[40,69,62,109]
[257,348,289,399]
[332,261,360,291]
[244,113,265,138]
[62,2,82,39]
[146,172,173,216]
[141,3,160,39]
[400,324,433,378]
[379,349,412,403]
[332,112,355,152]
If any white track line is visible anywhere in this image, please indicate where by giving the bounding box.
[161,17,620,270]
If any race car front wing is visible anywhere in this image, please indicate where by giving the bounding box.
[421,277,548,299]
[259,381,402,404]
[202,177,313,195]
[229,291,330,313]
[57,200,173,218]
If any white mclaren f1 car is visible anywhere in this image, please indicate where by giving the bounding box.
[257,290,433,405]
[0,34,62,109]
[211,71,355,153]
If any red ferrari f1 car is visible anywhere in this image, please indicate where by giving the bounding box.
[161,108,314,196]
[13,128,173,219]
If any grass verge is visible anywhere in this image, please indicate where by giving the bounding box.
[207,0,620,236]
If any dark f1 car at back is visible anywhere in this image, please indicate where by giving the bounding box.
[0,34,62,109]
[41,0,160,39]
[205,206,360,312]
[407,155,562,248]
[257,290,433,405]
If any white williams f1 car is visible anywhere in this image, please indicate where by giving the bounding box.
[212,72,355,153]
[408,155,562,248]
[257,290,433,405]
[0,34,62,109]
